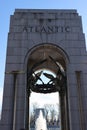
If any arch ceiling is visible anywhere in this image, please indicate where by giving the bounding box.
[27,44,68,94]
[27,44,68,74]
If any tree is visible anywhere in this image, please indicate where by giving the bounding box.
[44,103,59,125]
[30,111,35,127]
[44,104,50,122]
[30,102,39,127]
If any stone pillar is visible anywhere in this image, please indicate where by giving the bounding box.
[60,88,66,130]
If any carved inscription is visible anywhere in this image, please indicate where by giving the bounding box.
[25,26,71,33]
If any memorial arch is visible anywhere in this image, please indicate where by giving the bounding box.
[0,9,87,130]
[25,43,69,130]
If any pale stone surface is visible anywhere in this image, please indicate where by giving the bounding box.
[0,9,87,130]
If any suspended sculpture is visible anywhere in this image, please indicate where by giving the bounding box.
[27,56,66,95]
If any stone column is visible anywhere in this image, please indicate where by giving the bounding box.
[12,72,18,130]
[25,77,31,130]
[25,96,29,130]
[59,87,67,130]
[76,71,86,130]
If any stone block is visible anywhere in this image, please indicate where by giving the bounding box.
[70,56,87,64]
[5,63,24,72]
[48,33,66,44]
[70,97,79,110]
[81,86,87,96]
[78,33,85,40]
[16,86,25,98]
[13,25,23,32]
[67,73,77,84]
[8,39,21,47]
[15,110,25,124]
[16,98,25,110]
[65,40,86,48]
[55,20,65,26]
[69,85,78,97]
[80,47,87,55]
[82,97,87,110]
[71,124,81,130]
[65,19,82,26]
[67,64,87,72]
[4,74,13,85]
[17,74,26,85]
[70,110,80,124]
[72,26,82,33]
[8,33,14,40]
[66,48,81,56]
[14,33,22,40]
[6,55,25,64]
[0,125,12,130]
[7,47,14,56]
[66,33,78,40]
[3,85,13,97]
[2,97,13,110]
[13,47,27,56]
[1,110,12,124]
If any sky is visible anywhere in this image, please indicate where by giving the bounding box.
[0,0,87,113]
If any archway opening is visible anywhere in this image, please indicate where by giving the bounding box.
[30,69,60,129]
[26,44,69,130]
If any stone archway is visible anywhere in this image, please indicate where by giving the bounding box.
[1,9,87,130]
[25,43,70,130]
